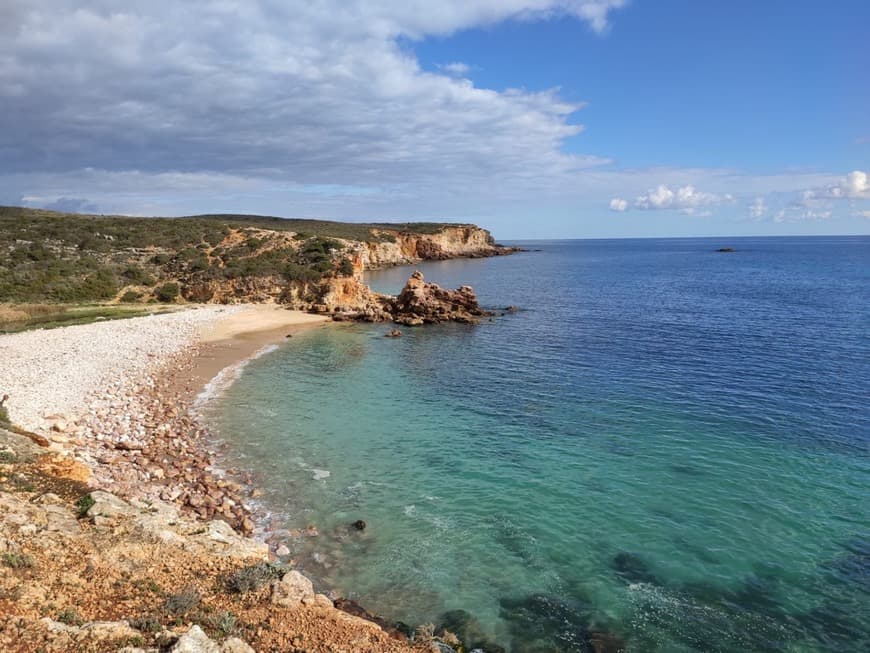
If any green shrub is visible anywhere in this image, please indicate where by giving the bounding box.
[120,290,142,303]
[283,263,322,283]
[2,552,34,569]
[225,562,288,594]
[155,283,180,303]
[56,608,84,626]
[165,588,201,615]
[338,258,355,277]
[121,265,155,285]
[76,493,95,517]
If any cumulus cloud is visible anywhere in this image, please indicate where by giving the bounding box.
[610,184,734,215]
[802,170,870,201]
[609,198,628,212]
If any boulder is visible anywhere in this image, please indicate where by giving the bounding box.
[270,570,315,607]
[388,271,492,325]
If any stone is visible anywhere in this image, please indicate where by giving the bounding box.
[86,491,139,523]
[221,637,255,653]
[170,625,220,653]
[385,329,403,337]
[271,570,315,608]
[275,544,291,557]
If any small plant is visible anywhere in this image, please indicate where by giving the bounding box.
[154,282,180,303]
[130,615,163,633]
[76,493,95,517]
[56,608,84,626]
[164,587,201,615]
[120,290,142,303]
[0,449,17,463]
[0,405,10,427]
[206,610,238,637]
[225,562,288,594]
[2,552,35,569]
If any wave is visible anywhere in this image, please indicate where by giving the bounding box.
[194,343,280,407]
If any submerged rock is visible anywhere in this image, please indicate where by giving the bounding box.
[612,551,660,585]
[499,593,602,652]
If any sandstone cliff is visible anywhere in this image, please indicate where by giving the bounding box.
[356,225,508,269]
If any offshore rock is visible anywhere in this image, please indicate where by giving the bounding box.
[388,271,492,326]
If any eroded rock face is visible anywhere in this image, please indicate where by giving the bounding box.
[388,271,492,326]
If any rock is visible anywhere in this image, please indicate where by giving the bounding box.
[385,329,403,338]
[86,491,139,524]
[171,625,220,652]
[388,271,492,325]
[275,544,291,557]
[352,519,366,531]
[271,570,315,607]
[221,638,256,653]
[716,247,735,252]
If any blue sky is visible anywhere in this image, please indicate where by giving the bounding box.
[414,0,867,173]
[1,1,868,238]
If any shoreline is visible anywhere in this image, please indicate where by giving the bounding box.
[0,304,433,652]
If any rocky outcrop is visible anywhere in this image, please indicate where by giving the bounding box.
[313,271,492,325]
[387,271,491,326]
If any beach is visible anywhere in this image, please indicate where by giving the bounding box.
[0,305,429,652]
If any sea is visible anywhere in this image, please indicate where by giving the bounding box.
[200,236,869,652]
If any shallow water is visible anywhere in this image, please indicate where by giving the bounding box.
[204,237,870,652]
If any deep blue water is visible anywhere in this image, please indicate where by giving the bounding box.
[206,237,869,652]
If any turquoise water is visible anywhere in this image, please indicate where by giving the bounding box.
[205,237,869,652]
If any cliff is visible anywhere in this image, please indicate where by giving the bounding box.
[0,207,515,311]
[356,225,506,269]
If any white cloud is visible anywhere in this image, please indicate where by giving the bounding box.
[609,198,628,212]
[854,210,870,219]
[802,170,870,201]
[616,184,734,215]
[748,197,766,219]
[438,62,472,76]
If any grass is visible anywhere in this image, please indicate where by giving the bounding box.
[0,303,175,334]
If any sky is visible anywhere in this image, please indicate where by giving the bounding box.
[1,0,868,239]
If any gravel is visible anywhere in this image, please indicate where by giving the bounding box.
[0,307,239,432]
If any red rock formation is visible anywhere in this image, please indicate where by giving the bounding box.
[387,271,491,326]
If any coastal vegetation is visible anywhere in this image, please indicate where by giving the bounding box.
[0,206,484,308]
